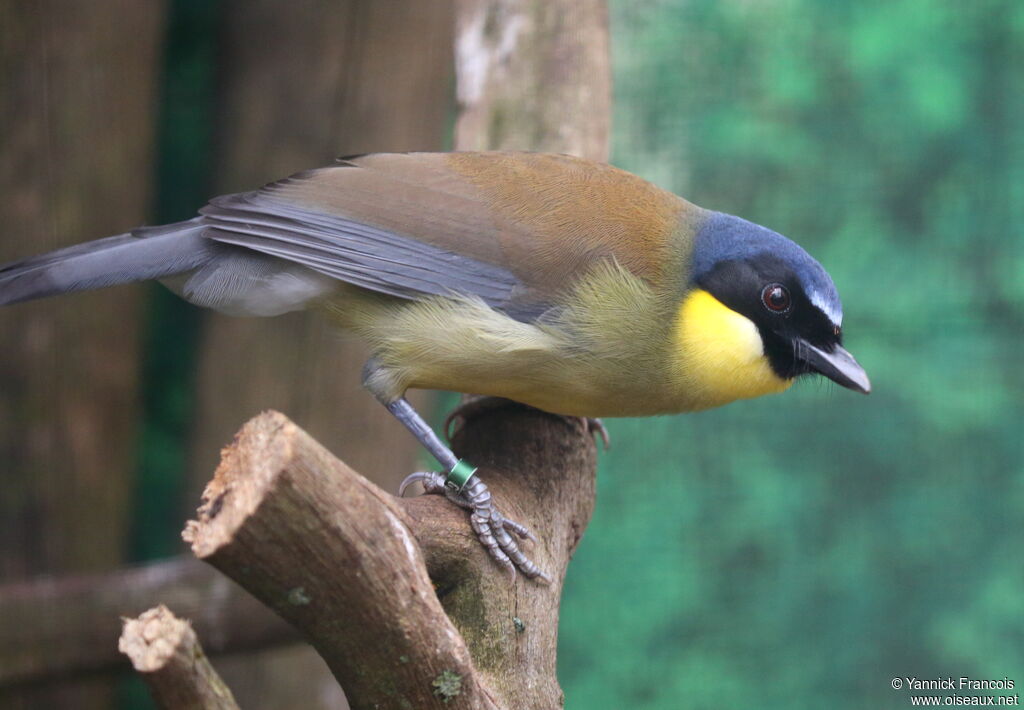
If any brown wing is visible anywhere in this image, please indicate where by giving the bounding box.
[200,151,695,320]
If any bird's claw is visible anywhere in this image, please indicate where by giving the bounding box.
[397,470,550,584]
[582,417,610,450]
[397,470,433,497]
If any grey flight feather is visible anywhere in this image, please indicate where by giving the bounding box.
[0,191,527,318]
[1,150,558,322]
[199,191,522,309]
[0,220,216,306]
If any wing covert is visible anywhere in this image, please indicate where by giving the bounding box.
[196,152,693,321]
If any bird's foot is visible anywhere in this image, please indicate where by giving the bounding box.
[399,467,551,585]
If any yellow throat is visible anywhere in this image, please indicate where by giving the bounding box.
[672,288,792,409]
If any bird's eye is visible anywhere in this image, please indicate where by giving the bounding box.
[761,283,791,313]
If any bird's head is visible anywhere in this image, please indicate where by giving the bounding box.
[674,211,870,407]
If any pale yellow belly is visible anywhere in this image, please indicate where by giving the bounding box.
[325,277,792,418]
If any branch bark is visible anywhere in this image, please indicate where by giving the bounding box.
[183,407,596,710]
[119,605,239,710]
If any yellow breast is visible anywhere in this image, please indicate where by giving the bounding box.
[671,289,792,410]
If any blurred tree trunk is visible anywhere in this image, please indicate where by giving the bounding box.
[453,0,610,162]
[187,2,455,708]
[185,0,454,527]
[0,2,165,709]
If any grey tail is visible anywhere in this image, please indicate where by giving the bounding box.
[0,218,216,306]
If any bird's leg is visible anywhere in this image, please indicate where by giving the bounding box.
[377,394,550,584]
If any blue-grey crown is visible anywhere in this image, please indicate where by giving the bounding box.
[692,211,843,325]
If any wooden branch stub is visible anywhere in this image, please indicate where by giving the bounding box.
[183,412,499,710]
[119,605,239,710]
[183,407,597,710]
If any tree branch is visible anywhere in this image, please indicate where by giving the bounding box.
[119,605,239,710]
[0,556,297,687]
[183,406,596,710]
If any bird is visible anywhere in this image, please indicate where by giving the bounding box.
[0,151,870,583]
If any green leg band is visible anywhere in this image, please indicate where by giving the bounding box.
[445,459,477,492]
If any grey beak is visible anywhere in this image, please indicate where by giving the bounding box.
[797,341,871,394]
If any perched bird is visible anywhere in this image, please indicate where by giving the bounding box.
[0,151,869,582]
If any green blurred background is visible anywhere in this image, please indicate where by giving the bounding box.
[560,1,1024,708]
[4,0,1022,708]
